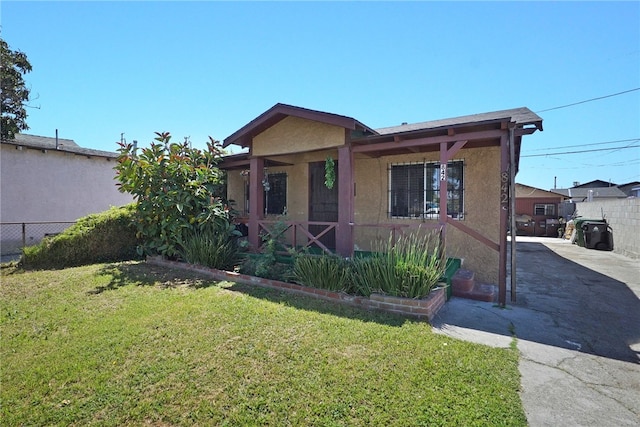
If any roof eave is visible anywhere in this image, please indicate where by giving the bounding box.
[223,103,377,148]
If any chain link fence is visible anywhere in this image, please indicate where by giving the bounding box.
[1,222,76,257]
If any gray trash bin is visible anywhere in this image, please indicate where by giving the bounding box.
[581,221,613,251]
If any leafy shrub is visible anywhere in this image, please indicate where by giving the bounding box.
[179,222,244,271]
[114,132,227,257]
[239,256,293,281]
[21,205,141,270]
[239,219,294,280]
[293,254,352,292]
[351,229,446,299]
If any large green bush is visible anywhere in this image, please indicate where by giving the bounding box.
[114,132,228,257]
[21,205,141,269]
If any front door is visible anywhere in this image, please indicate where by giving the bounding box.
[309,161,338,250]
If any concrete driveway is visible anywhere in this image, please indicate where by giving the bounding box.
[432,236,640,426]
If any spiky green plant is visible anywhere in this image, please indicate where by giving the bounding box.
[293,254,352,292]
[179,222,243,271]
[351,228,445,298]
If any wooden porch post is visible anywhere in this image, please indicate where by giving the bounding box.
[439,143,449,228]
[336,145,354,257]
[498,133,509,307]
[249,157,265,250]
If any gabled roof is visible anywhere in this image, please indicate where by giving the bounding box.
[572,180,615,188]
[616,181,640,196]
[13,133,79,148]
[2,134,119,159]
[515,183,567,199]
[223,103,378,148]
[220,104,543,176]
[375,107,543,136]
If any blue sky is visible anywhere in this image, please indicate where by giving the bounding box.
[2,1,638,190]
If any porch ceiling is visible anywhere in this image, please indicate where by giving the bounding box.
[216,152,293,170]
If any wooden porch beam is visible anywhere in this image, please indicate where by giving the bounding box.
[218,159,250,169]
[352,129,505,154]
[445,140,468,161]
[498,133,509,307]
[439,143,448,225]
[248,157,265,250]
[336,144,354,257]
[515,127,537,136]
[446,218,500,252]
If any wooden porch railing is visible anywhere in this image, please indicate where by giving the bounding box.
[237,218,444,256]
[256,220,338,254]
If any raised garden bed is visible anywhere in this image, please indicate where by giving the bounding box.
[147,256,447,322]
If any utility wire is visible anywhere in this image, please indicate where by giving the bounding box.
[535,88,640,113]
[521,143,639,158]
[523,138,639,152]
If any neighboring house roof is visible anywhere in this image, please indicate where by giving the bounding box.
[571,180,616,188]
[375,107,543,136]
[617,181,640,197]
[554,187,628,201]
[515,183,567,199]
[223,103,378,148]
[2,134,119,159]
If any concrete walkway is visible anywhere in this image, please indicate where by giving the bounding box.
[432,236,640,426]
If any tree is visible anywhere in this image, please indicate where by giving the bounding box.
[114,132,229,257]
[1,37,32,140]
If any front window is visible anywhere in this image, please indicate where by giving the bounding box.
[389,161,464,219]
[534,203,555,216]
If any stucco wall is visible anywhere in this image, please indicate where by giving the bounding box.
[253,116,345,156]
[227,144,504,283]
[575,198,639,259]
[353,146,502,283]
[1,145,133,253]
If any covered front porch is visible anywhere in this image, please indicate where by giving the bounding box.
[219,103,543,306]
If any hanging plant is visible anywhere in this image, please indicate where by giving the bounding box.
[324,156,335,189]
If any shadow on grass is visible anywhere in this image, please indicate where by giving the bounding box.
[93,261,409,328]
[90,262,217,294]
[223,280,409,328]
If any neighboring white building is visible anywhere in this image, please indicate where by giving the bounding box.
[1,134,133,255]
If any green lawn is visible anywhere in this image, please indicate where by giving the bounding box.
[1,262,526,426]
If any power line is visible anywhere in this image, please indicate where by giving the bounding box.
[535,88,640,113]
[523,138,639,152]
[521,143,640,158]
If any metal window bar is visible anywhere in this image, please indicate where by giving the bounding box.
[388,160,464,219]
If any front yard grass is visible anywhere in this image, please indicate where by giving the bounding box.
[1,262,526,426]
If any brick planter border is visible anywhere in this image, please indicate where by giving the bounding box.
[147,256,446,322]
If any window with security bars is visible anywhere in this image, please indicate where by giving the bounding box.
[534,203,555,216]
[389,161,464,219]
